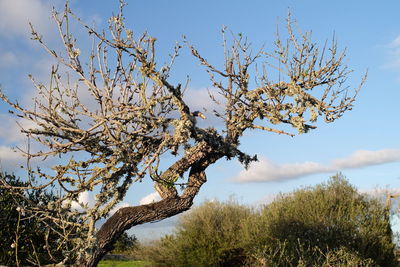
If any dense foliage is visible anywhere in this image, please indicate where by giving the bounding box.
[138,200,251,266]
[249,174,395,266]
[0,173,67,266]
[0,173,139,265]
[140,175,396,266]
[111,232,138,255]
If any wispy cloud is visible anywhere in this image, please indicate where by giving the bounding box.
[70,191,94,212]
[184,88,223,113]
[0,145,24,171]
[0,115,39,144]
[384,35,400,70]
[139,191,161,205]
[233,149,400,183]
[183,88,225,127]
[333,149,400,169]
[0,51,18,69]
[69,191,130,216]
[0,0,55,40]
[360,187,400,199]
[233,157,329,183]
[0,115,48,172]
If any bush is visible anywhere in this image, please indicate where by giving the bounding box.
[140,174,396,266]
[249,242,376,267]
[141,199,252,267]
[247,174,396,266]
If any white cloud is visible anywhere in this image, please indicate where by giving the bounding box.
[385,35,400,69]
[359,187,400,199]
[0,145,24,171]
[183,88,225,127]
[233,157,330,183]
[70,191,93,212]
[184,88,223,113]
[0,113,63,173]
[0,115,39,143]
[390,36,400,48]
[66,191,131,216]
[139,191,161,205]
[233,149,400,183]
[69,191,142,216]
[0,0,55,39]
[109,202,130,216]
[0,136,60,173]
[0,52,18,68]
[333,149,400,169]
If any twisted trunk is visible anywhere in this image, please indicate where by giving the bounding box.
[79,196,197,266]
[75,144,222,266]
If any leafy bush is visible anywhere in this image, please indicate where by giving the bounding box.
[139,174,396,266]
[247,174,395,266]
[141,199,252,267]
[249,242,376,267]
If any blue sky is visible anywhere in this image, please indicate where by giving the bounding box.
[1,0,400,240]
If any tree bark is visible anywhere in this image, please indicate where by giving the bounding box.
[81,197,196,266]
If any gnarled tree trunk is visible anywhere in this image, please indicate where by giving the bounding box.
[77,149,222,266]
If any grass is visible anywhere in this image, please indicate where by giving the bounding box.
[98,260,150,267]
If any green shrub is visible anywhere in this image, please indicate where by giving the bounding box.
[248,240,377,267]
[247,174,395,266]
[142,199,252,267]
[140,174,396,266]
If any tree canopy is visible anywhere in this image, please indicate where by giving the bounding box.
[0,1,364,265]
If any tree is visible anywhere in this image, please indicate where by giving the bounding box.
[0,1,365,266]
[111,232,138,255]
[0,172,75,266]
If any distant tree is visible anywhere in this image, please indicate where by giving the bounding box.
[0,172,76,266]
[248,174,396,266]
[0,0,365,265]
[111,232,138,254]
